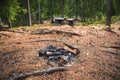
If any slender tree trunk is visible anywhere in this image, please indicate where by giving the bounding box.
[81,0,85,22]
[93,0,96,20]
[28,0,32,26]
[62,0,64,18]
[0,17,4,26]
[75,0,78,19]
[38,1,41,24]
[106,0,113,27]
[9,21,12,28]
[68,0,71,18]
[50,0,54,23]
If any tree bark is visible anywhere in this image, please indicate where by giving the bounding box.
[81,0,86,22]
[61,0,65,18]
[38,1,41,24]
[106,0,113,27]
[93,0,96,20]
[50,0,54,23]
[28,0,32,26]
[75,0,78,19]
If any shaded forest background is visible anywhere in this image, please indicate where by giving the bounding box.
[0,0,120,27]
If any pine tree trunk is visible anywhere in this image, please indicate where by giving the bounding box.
[106,0,113,27]
[93,0,96,20]
[61,0,65,18]
[38,1,41,24]
[50,0,54,23]
[28,0,32,26]
[9,20,12,28]
[75,0,78,19]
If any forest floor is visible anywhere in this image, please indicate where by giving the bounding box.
[0,22,120,80]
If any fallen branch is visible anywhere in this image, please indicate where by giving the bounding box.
[108,46,120,49]
[25,40,63,44]
[101,46,120,49]
[35,40,63,42]
[102,51,120,56]
[0,33,10,37]
[31,29,81,36]
[2,29,28,34]
[12,67,68,80]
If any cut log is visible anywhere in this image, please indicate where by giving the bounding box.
[63,43,80,55]
[12,67,68,80]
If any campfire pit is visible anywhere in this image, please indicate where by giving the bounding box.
[38,43,80,67]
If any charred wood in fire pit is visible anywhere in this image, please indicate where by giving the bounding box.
[47,45,56,50]
[38,44,79,66]
[48,56,61,61]
[39,50,46,56]
[46,52,64,56]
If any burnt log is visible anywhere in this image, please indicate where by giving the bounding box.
[46,51,64,56]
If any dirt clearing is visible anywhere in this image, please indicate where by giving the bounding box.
[0,25,120,80]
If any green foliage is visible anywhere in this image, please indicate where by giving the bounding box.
[111,15,120,23]
[7,0,21,22]
[21,9,28,14]
[0,41,6,45]
[0,0,120,27]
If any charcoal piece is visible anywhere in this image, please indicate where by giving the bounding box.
[61,56,70,62]
[56,48,65,51]
[49,49,56,52]
[61,50,70,53]
[47,60,58,67]
[58,57,68,66]
[39,50,46,56]
[45,45,57,52]
[67,53,72,57]
[67,53,76,57]
[52,49,58,52]
[47,45,56,50]
[48,56,61,61]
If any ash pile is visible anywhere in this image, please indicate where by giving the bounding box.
[38,43,80,67]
